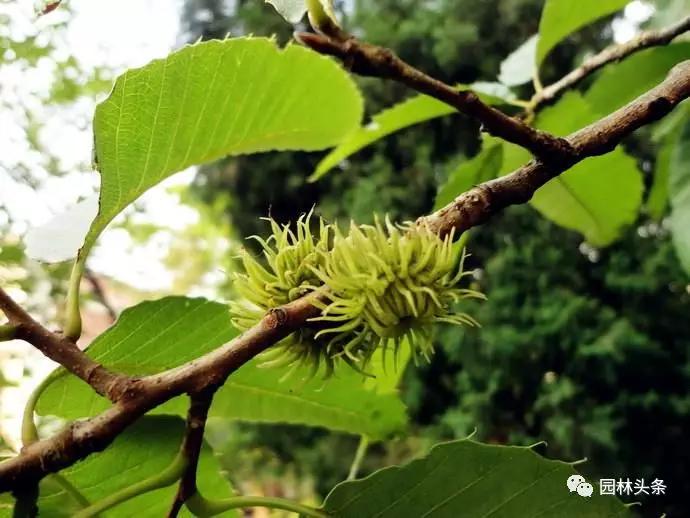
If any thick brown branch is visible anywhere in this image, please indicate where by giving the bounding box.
[0,287,130,401]
[1,60,690,495]
[296,31,573,161]
[532,15,690,110]
[167,390,216,518]
[419,60,690,237]
[0,295,322,492]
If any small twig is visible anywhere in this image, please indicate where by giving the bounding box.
[0,287,131,402]
[186,493,329,518]
[347,435,369,481]
[0,324,18,341]
[531,14,690,110]
[11,483,38,518]
[84,269,117,323]
[295,31,574,161]
[167,389,216,518]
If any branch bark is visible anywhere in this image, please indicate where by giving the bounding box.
[0,295,322,492]
[295,32,574,161]
[419,60,690,237]
[167,390,216,518]
[2,46,690,500]
[0,287,130,401]
[531,15,690,110]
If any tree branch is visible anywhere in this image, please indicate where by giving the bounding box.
[0,295,322,492]
[84,269,118,323]
[531,15,690,110]
[0,287,130,401]
[419,60,690,237]
[295,31,574,161]
[1,58,689,497]
[167,390,216,518]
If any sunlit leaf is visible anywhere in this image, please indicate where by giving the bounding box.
[323,439,631,517]
[311,86,512,181]
[265,0,335,24]
[498,34,538,86]
[585,44,690,116]
[37,297,407,440]
[76,37,362,261]
[537,0,629,65]
[502,93,642,246]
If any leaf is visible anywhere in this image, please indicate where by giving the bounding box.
[537,0,629,65]
[669,118,690,274]
[647,103,690,220]
[498,34,538,87]
[434,142,503,211]
[585,44,690,117]
[647,132,676,220]
[37,297,407,440]
[77,37,363,261]
[37,416,236,517]
[501,93,642,246]
[265,0,308,22]
[24,195,99,263]
[208,361,407,440]
[311,86,512,181]
[265,0,335,24]
[323,439,631,518]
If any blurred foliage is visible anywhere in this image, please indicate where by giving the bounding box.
[182,1,689,516]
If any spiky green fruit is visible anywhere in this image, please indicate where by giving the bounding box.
[229,213,483,378]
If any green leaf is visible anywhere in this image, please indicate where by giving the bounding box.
[266,0,308,23]
[82,37,363,258]
[37,297,407,440]
[502,93,642,246]
[323,439,631,517]
[265,0,335,24]
[434,142,503,211]
[209,362,407,440]
[647,132,676,220]
[669,118,690,274]
[311,86,514,181]
[498,34,538,87]
[37,416,236,517]
[585,44,690,117]
[536,0,629,65]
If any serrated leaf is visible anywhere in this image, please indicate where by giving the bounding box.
[434,142,503,211]
[311,86,512,181]
[498,34,538,87]
[37,297,407,440]
[585,44,690,117]
[72,37,363,262]
[323,439,631,517]
[37,417,236,517]
[669,118,690,274]
[502,93,642,246]
[537,0,629,65]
